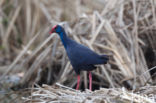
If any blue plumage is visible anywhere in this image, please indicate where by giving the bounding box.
[51,25,109,74]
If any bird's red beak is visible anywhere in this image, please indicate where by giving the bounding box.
[49,25,57,34]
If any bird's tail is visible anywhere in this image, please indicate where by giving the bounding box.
[101,55,109,64]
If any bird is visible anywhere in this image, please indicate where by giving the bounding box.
[50,25,109,91]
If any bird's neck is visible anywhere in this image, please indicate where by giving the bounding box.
[59,31,68,48]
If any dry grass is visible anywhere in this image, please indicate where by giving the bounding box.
[0,0,156,102]
[23,83,156,103]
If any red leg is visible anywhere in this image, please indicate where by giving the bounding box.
[89,71,92,91]
[76,75,80,90]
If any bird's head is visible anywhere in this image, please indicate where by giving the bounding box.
[49,25,64,35]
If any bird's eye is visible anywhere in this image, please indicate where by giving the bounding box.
[50,25,57,34]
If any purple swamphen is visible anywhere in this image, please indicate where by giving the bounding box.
[50,25,109,90]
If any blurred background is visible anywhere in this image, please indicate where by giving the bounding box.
[0,0,156,102]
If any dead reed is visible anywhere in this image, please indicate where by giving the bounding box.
[0,0,156,102]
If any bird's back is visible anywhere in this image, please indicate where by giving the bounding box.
[65,38,108,74]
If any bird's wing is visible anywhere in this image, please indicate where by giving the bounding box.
[66,41,108,66]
